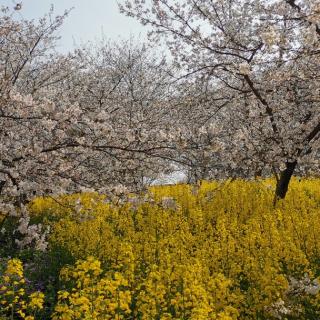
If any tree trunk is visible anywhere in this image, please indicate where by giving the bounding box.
[0,180,5,195]
[275,160,297,200]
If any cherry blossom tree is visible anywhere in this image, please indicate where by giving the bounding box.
[59,39,178,191]
[0,5,177,250]
[0,6,74,203]
[120,0,320,199]
[0,5,72,249]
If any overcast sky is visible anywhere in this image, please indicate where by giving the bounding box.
[2,0,147,52]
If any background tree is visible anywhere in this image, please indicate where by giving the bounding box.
[60,39,178,191]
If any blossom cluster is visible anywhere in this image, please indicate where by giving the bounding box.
[52,256,131,320]
[0,258,44,320]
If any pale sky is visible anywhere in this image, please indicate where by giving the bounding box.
[2,0,147,52]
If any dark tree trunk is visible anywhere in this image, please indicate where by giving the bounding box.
[254,168,263,178]
[0,180,5,195]
[275,160,297,200]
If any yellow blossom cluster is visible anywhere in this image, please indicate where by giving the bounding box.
[28,178,320,319]
[52,256,131,320]
[0,259,44,320]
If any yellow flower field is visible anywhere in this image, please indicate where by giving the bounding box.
[1,178,320,319]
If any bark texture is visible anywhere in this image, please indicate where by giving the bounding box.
[275,160,297,199]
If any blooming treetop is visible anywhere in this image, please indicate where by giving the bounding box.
[120,0,320,198]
